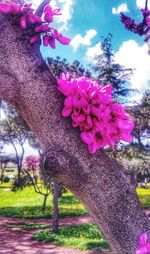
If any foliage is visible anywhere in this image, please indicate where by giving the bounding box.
[32,224,109,251]
[116,91,150,176]
[58,72,134,153]
[47,57,91,79]
[3,176,10,183]
[92,34,133,102]
[0,103,29,180]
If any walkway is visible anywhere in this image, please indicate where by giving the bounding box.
[0,215,111,254]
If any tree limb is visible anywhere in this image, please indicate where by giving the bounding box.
[35,0,51,17]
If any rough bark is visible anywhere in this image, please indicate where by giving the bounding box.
[0,11,150,254]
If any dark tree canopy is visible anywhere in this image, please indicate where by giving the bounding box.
[92,34,134,102]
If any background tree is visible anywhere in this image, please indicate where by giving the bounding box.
[13,155,52,211]
[47,57,91,79]
[92,34,133,102]
[0,104,29,182]
[115,90,150,181]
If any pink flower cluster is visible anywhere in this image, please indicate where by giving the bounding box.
[120,8,150,36]
[24,156,40,171]
[58,73,134,154]
[136,233,150,254]
[0,1,71,48]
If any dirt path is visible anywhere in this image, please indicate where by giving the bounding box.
[0,216,110,254]
[0,211,149,254]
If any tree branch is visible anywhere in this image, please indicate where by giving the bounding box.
[35,0,51,17]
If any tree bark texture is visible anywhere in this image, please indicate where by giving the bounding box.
[0,11,150,254]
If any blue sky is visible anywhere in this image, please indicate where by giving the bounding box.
[32,0,150,95]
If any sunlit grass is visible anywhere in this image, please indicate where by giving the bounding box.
[136,188,150,209]
[0,184,149,218]
[0,186,86,218]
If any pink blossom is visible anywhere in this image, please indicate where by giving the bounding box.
[30,35,40,44]
[0,3,11,13]
[0,2,70,49]
[24,156,40,171]
[57,33,71,45]
[20,15,27,29]
[43,35,49,47]
[44,4,61,23]
[48,37,56,49]
[136,233,150,254]
[57,74,134,154]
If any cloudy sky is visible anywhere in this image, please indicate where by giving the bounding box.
[31,0,150,95]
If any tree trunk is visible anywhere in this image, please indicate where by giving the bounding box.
[52,180,59,233]
[0,12,150,253]
[145,28,150,55]
[42,194,48,211]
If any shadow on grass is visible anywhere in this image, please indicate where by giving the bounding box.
[32,224,110,251]
[60,195,80,204]
[0,206,87,219]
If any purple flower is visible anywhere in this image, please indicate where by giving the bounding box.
[136,233,150,254]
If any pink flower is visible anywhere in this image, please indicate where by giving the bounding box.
[58,74,134,154]
[57,33,71,45]
[30,35,40,44]
[0,3,11,13]
[136,233,150,254]
[0,2,70,49]
[48,37,56,49]
[43,35,49,47]
[24,156,40,171]
[20,15,27,29]
[44,5,61,23]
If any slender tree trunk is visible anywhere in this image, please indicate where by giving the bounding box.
[0,162,7,184]
[145,28,150,54]
[0,12,150,253]
[42,194,48,211]
[52,180,59,233]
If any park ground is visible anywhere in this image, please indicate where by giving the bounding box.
[0,183,150,253]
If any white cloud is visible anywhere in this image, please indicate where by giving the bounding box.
[70,29,97,52]
[136,0,150,9]
[31,0,74,31]
[112,3,129,15]
[56,0,74,31]
[86,42,102,61]
[115,40,150,92]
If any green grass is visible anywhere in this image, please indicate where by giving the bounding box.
[0,186,86,218]
[32,224,109,251]
[0,184,149,219]
[136,188,150,209]
[6,222,50,231]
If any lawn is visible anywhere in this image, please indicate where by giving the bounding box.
[0,183,149,218]
[0,185,86,218]
[32,224,109,251]
[136,188,150,209]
